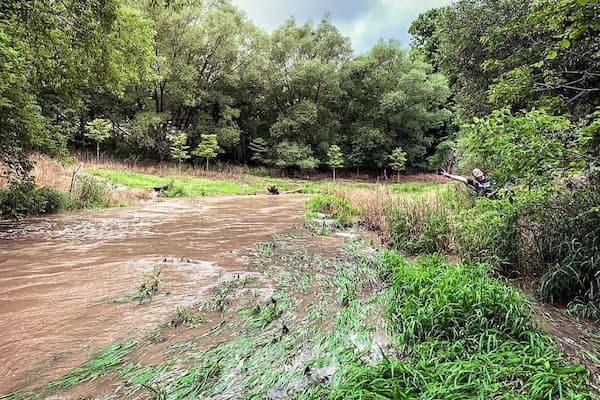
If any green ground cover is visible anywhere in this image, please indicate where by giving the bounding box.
[88,168,438,197]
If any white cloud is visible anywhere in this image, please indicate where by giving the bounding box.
[230,0,452,53]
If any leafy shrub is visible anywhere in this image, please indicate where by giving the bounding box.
[0,181,43,219]
[37,187,75,213]
[0,181,74,219]
[456,109,583,186]
[74,174,108,207]
[385,193,453,254]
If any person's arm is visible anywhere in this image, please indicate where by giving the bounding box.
[440,170,468,185]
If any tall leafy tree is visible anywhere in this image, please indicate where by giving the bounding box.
[137,0,260,160]
[0,0,155,182]
[340,41,452,169]
[260,16,351,166]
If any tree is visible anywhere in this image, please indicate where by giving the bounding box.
[167,131,190,175]
[389,147,407,183]
[260,16,351,164]
[249,137,269,164]
[327,145,344,182]
[193,134,220,171]
[85,119,112,161]
[271,141,319,172]
[339,42,452,169]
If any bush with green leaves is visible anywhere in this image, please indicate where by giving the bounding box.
[0,181,74,219]
[456,109,585,186]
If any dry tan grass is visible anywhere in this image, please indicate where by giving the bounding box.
[330,186,393,234]
[76,151,276,183]
[29,153,73,192]
[4,153,154,205]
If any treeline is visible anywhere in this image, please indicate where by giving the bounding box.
[0,0,453,182]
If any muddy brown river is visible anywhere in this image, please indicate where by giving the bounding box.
[0,195,306,394]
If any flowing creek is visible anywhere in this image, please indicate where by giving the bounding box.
[0,195,307,394]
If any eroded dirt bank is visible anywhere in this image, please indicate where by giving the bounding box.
[0,195,306,394]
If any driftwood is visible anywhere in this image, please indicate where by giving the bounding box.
[267,186,303,195]
[153,184,171,194]
[69,164,82,193]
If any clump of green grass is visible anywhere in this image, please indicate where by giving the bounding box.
[257,242,275,257]
[199,279,241,312]
[173,305,203,327]
[327,253,593,400]
[133,268,162,304]
[73,173,109,208]
[47,342,135,392]
[385,192,453,254]
[305,194,361,227]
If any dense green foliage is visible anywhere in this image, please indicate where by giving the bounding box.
[407,0,600,316]
[329,254,592,400]
[0,0,453,187]
[0,182,73,219]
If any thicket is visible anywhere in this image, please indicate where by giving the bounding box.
[405,0,600,319]
[329,254,592,399]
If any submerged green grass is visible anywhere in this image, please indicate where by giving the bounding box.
[12,230,593,400]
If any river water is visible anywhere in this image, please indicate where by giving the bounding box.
[0,195,305,394]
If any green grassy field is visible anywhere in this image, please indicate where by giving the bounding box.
[89,168,439,197]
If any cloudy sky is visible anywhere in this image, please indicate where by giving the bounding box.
[230,0,452,54]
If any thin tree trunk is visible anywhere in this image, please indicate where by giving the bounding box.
[397,172,400,184]
[96,141,100,162]
[206,157,209,171]
[333,169,336,182]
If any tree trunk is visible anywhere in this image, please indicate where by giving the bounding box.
[96,141,100,162]
[333,168,336,182]
[397,172,400,184]
[206,157,209,171]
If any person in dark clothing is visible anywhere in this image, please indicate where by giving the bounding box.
[441,168,497,198]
